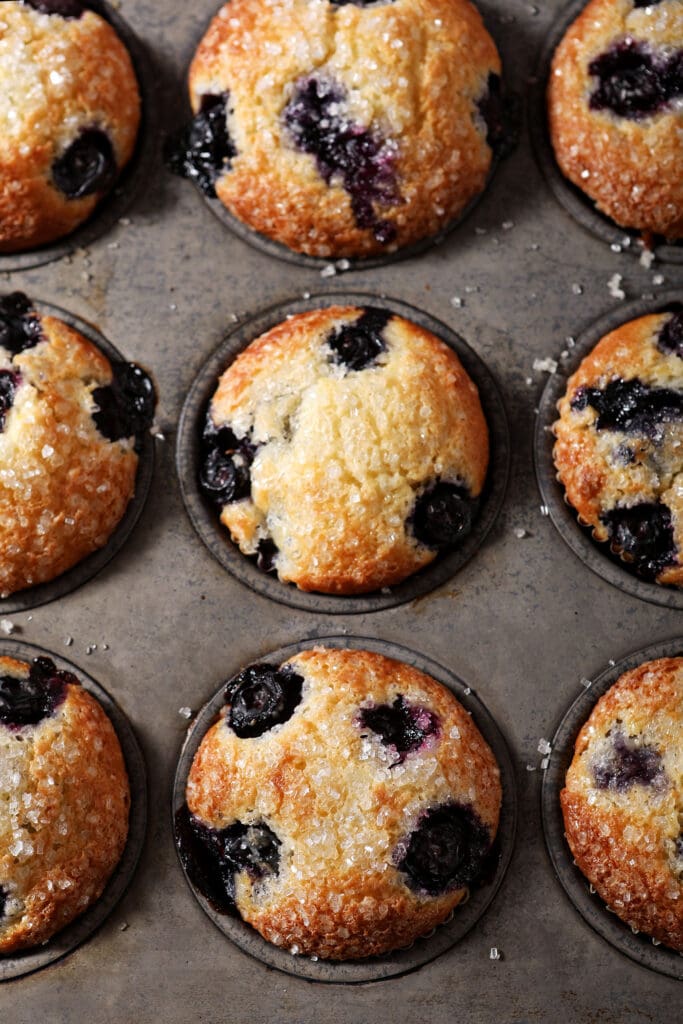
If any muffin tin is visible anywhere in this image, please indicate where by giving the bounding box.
[173,635,516,983]
[1,0,683,1020]
[0,640,147,982]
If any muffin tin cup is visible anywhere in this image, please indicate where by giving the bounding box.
[534,290,683,610]
[0,639,147,982]
[0,0,159,274]
[541,637,683,981]
[172,634,517,984]
[529,0,683,266]
[176,293,510,615]
[0,299,156,614]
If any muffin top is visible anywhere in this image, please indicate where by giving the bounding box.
[561,655,683,951]
[0,653,130,953]
[0,0,140,252]
[548,0,683,240]
[177,646,502,960]
[169,0,503,258]
[553,307,683,586]
[0,291,155,598]
[199,306,489,595]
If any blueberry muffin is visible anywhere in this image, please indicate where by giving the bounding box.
[0,292,156,598]
[167,0,504,258]
[553,307,683,586]
[0,1,141,252]
[176,647,502,960]
[0,654,129,953]
[562,656,683,951]
[548,0,683,241]
[199,306,489,595]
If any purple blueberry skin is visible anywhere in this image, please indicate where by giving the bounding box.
[52,129,117,200]
[198,413,255,508]
[0,292,44,357]
[601,502,677,581]
[225,664,304,738]
[0,657,73,730]
[326,307,390,371]
[412,482,476,550]
[570,378,683,437]
[0,370,21,433]
[592,728,665,791]
[165,93,236,198]
[22,0,85,17]
[91,362,156,447]
[175,805,281,916]
[589,39,683,120]
[657,309,683,360]
[359,695,439,764]
[397,802,493,895]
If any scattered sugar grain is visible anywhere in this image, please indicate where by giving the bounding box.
[580,677,592,689]
[608,274,625,299]
[450,296,464,308]
[320,264,336,278]
[1,619,14,635]
[178,707,193,719]
[489,947,502,960]
[571,283,583,295]
[540,757,550,770]
[537,738,552,755]
[514,527,529,539]
[533,357,558,373]
[64,636,73,646]
[540,504,549,516]
[652,273,665,286]
[639,249,655,269]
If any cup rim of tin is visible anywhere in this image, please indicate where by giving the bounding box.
[172,634,517,984]
[0,0,159,274]
[176,293,510,615]
[541,637,683,981]
[0,296,156,614]
[534,290,683,610]
[171,6,511,272]
[528,0,683,266]
[0,639,147,982]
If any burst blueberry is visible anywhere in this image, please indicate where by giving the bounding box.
[397,803,492,895]
[589,40,683,120]
[23,0,84,16]
[601,502,677,580]
[0,293,43,356]
[165,94,236,198]
[283,76,400,244]
[256,539,278,574]
[91,362,156,444]
[327,308,390,370]
[175,806,281,915]
[0,657,72,730]
[412,482,476,549]
[359,695,439,764]
[52,129,117,200]
[0,886,6,920]
[657,309,683,360]
[199,415,255,507]
[0,371,20,433]
[571,378,683,436]
[592,728,664,791]
[225,663,303,738]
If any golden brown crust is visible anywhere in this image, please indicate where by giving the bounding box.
[548,0,683,240]
[0,308,139,597]
[187,647,502,959]
[553,311,683,585]
[189,0,501,257]
[0,3,140,252]
[0,656,130,952]
[208,306,489,594]
[561,657,683,950]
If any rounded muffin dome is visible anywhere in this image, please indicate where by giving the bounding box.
[0,0,140,252]
[168,0,504,258]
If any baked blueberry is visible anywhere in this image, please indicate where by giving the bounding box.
[589,40,683,120]
[601,502,677,580]
[359,695,439,764]
[0,371,20,432]
[592,728,664,791]
[165,93,236,198]
[92,362,156,444]
[412,482,476,549]
[52,128,117,200]
[225,664,303,738]
[199,415,255,507]
[0,657,72,730]
[326,307,390,371]
[0,293,43,357]
[397,803,492,896]
[0,886,6,920]
[570,379,683,436]
[23,0,84,18]
[256,539,278,574]
[658,309,683,360]
[283,76,400,244]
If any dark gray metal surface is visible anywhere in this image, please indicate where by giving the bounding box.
[1,0,681,1020]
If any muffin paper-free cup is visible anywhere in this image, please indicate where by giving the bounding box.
[541,637,683,982]
[176,293,510,614]
[172,634,517,984]
[0,639,147,982]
